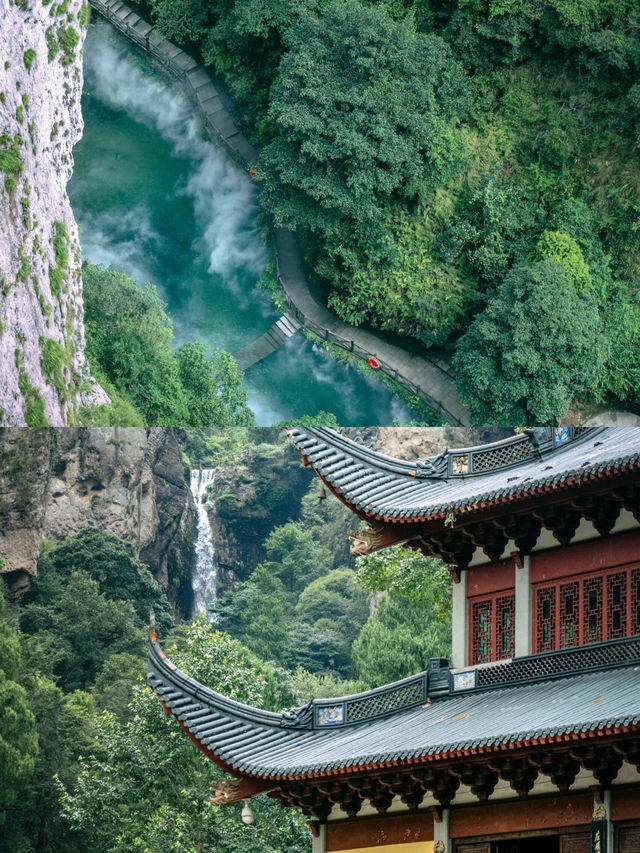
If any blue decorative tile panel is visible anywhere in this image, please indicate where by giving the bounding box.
[554,427,571,446]
[452,669,477,691]
[316,704,345,726]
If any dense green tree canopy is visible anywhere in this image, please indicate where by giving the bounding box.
[82,263,254,427]
[20,569,143,693]
[352,594,451,687]
[442,0,640,74]
[98,0,640,418]
[0,590,38,827]
[453,259,606,424]
[215,565,290,664]
[263,521,333,592]
[295,569,367,627]
[258,0,467,278]
[32,529,172,633]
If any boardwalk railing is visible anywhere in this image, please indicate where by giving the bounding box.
[271,247,462,424]
[88,0,467,426]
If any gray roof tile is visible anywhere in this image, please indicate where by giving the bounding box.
[148,636,640,779]
[287,427,640,520]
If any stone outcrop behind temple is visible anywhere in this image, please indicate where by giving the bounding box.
[0,428,194,616]
[0,0,107,425]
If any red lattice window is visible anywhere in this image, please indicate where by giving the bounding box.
[583,576,603,644]
[472,600,493,664]
[560,581,579,648]
[470,592,515,665]
[533,564,639,653]
[607,572,627,639]
[496,594,515,658]
[536,586,556,652]
[632,568,640,636]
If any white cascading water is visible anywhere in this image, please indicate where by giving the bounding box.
[189,468,218,620]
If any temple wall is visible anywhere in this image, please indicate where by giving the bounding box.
[455,525,640,666]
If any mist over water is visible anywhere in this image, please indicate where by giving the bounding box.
[78,21,266,288]
[70,20,421,425]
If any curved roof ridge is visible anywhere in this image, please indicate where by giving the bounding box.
[149,630,433,728]
[289,426,430,476]
[310,668,429,706]
[289,427,604,481]
[287,427,640,523]
[450,426,599,456]
[148,632,283,728]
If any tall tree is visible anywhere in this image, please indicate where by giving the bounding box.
[453,259,605,424]
[351,594,451,687]
[0,587,38,829]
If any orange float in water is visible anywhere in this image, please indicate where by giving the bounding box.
[368,356,380,369]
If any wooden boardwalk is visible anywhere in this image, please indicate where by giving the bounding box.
[88,0,470,426]
[233,313,301,372]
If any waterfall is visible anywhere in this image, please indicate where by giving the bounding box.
[189,468,217,620]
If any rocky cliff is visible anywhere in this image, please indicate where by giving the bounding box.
[0,428,195,616]
[0,0,107,426]
[347,427,514,459]
[207,439,314,588]
[205,429,514,590]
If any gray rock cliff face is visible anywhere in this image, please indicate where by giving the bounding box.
[206,441,314,589]
[0,0,107,425]
[0,428,195,616]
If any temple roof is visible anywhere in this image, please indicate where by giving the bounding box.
[285,426,640,523]
[148,632,640,781]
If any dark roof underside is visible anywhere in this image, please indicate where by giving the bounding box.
[148,637,640,779]
[287,428,640,521]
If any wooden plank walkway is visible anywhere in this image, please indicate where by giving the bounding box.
[88,0,470,426]
[233,313,302,372]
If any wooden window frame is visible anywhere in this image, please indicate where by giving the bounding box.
[468,591,515,666]
[532,563,640,654]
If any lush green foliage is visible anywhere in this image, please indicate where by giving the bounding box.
[214,564,291,662]
[144,0,640,418]
[352,593,451,687]
[356,546,451,615]
[453,259,605,423]
[0,589,39,826]
[353,547,452,686]
[176,341,255,427]
[30,529,173,633]
[214,466,366,677]
[259,1,466,282]
[212,437,451,683]
[82,263,254,427]
[20,568,143,693]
